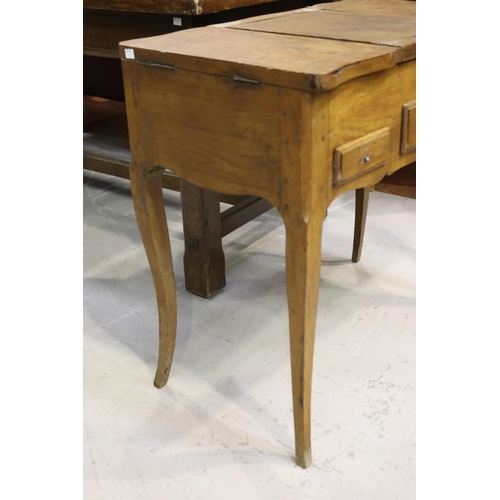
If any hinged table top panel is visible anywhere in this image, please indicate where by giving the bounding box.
[120,0,415,92]
[229,6,415,60]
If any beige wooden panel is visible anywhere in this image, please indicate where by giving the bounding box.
[123,60,282,204]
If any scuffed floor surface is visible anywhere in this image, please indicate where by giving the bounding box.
[83,171,415,500]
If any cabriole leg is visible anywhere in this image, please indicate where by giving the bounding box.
[130,166,177,389]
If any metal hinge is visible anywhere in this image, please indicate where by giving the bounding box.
[233,75,260,86]
[140,61,176,71]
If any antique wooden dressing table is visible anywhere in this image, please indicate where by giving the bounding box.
[119,0,416,468]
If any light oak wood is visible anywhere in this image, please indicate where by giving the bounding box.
[401,100,416,154]
[278,88,329,468]
[328,59,416,201]
[333,127,390,184]
[121,0,416,468]
[122,62,282,204]
[121,29,399,92]
[130,164,178,389]
[230,7,415,61]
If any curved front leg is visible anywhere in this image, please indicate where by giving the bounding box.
[283,208,324,469]
[130,166,177,389]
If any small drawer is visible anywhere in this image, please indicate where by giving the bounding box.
[401,100,416,154]
[333,127,390,184]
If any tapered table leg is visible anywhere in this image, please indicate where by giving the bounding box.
[278,88,330,468]
[352,186,370,263]
[130,166,177,389]
[283,208,324,468]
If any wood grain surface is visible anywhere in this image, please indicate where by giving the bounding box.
[328,59,416,199]
[122,60,282,205]
[230,8,415,61]
[120,29,399,92]
[120,0,415,91]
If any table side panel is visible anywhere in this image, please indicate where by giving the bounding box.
[123,60,282,206]
[327,59,416,198]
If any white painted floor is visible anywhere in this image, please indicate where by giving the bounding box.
[83,171,416,500]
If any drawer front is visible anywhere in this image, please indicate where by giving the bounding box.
[401,100,416,154]
[333,127,390,184]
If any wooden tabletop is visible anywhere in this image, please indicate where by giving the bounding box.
[119,0,416,92]
[83,0,278,15]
